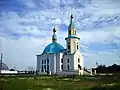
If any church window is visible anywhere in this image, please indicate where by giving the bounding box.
[69,30,71,35]
[68,45,70,49]
[47,59,49,64]
[47,65,49,71]
[61,65,63,70]
[44,65,46,71]
[42,65,43,71]
[75,30,76,35]
[67,65,69,70]
[61,59,63,63]
[78,58,80,63]
[67,59,69,63]
[78,65,81,70]
[77,45,79,50]
[42,60,43,64]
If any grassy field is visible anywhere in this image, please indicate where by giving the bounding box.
[0,75,120,90]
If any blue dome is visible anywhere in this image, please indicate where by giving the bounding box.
[43,42,65,53]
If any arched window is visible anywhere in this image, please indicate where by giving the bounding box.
[47,59,49,64]
[78,58,80,63]
[61,65,63,70]
[68,42,70,50]
[42,65,43,72]
[68,45,70,49]
[47,65,49,71]
[77,45,78,50]
[44,65,46,71]
[78,65,81,70]
[67,65,69,70]
[42,60,43,64]
[67,59,69,63]
[45,60,46,64]
[61,59,63,63]
[69,30,71,35]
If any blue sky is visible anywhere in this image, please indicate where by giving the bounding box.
[0,0,120,70]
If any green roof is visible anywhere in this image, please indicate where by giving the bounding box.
[65,35,80,40]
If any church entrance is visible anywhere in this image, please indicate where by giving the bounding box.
[78,65,81,70]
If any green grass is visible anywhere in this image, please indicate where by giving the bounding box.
[0,75,120,90]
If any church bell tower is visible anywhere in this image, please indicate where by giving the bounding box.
[65,14,80,54]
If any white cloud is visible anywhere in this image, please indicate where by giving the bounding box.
[0,36,52,70]
[79,26,120,44]
[0,0,120,69]
[83,50,120,68]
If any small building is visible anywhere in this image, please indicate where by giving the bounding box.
[36,15,84,75]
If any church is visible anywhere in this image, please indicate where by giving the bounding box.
[36,15,84,75]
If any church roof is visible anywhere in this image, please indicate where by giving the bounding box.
[43,42,65,54]
[65,35,80,40]
[68,21,75,29]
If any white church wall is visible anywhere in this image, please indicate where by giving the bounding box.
[63,54,74,70]
[49,54,56,74]
[60,53,64,71]
[74,51,84,70]
[37,55,40,70]
[56,53,64,73]
[37,53,50,72]
[37,53,63,74]
[37,52,84,75]
[66,38,79,54]
[80,55,84,69]
[71,38,79,53]
[56,53,60,72]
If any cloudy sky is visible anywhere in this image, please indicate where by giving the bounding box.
[0,0,120,70]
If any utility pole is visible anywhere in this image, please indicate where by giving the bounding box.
[95,61,98,75]
[0,53,3,74]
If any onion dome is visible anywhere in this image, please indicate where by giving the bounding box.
[68,14,75,29]
[43,26,64,53]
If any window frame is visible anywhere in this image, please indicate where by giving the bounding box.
[61,59,63,63]
[78,58,80,63]
[68,44,70,49]
[47,65,49,71]
[67,58,69,63]
[77,43,79,50]
[61,64,63,70]
[67,65,69,70]
[47,59,49,64]
[42,60,43,64]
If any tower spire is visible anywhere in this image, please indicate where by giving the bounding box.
[68,14,76,36]
[52,26,57,43]
[68,14,74,29]
[70,14,74,23]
